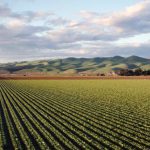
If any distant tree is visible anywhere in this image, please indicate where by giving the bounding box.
[97,73,100,76]
[128,70,134,76]
[134,68,143,76]
[117,68,150,76]
[100,73,105,76]
[117,68,146,76]
[118,69,129,76]
[143,70,150,75]
[148,70,150,75]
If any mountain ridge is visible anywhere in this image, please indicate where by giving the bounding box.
[0,56,150,74]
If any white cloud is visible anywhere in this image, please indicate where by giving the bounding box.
[42,0,150,45]
[0,1,150,63]
[6,19,25,28]
[0,5,11,17]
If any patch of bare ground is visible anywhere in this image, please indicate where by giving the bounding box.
[0,75,150,80]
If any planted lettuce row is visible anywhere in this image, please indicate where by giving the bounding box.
[0,80,150,150]
[8,80,149,148]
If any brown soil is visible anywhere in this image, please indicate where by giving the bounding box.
[0,75,150,80]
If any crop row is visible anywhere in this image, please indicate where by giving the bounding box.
[0,80,150,150]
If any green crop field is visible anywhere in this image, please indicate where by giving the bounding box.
[0,80,150,150]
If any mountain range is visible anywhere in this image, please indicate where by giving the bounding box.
[0,56,150,75]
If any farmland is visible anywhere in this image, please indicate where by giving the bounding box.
[0,80,150,150]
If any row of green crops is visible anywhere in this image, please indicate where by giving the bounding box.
[0,80,150,150]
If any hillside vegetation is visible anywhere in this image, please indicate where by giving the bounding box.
[0,56,150,75]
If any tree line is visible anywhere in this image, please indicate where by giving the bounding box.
[116,68,150,76]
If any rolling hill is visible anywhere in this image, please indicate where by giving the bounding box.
[0,56,150,75]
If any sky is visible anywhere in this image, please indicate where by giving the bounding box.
[0,0,150,63]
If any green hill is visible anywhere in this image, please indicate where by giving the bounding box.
[0,56,150,75]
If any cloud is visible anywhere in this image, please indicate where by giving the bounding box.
[41,0,150,45]
[21,11,53,22]
[0,5,53,23]
[81,0,150,37]
[6,19,26,28]
[46,17,69,26]
[1,40,150,63]
[0,5,11,17]
[0,1,150,63]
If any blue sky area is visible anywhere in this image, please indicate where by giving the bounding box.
[7,0,140,17]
